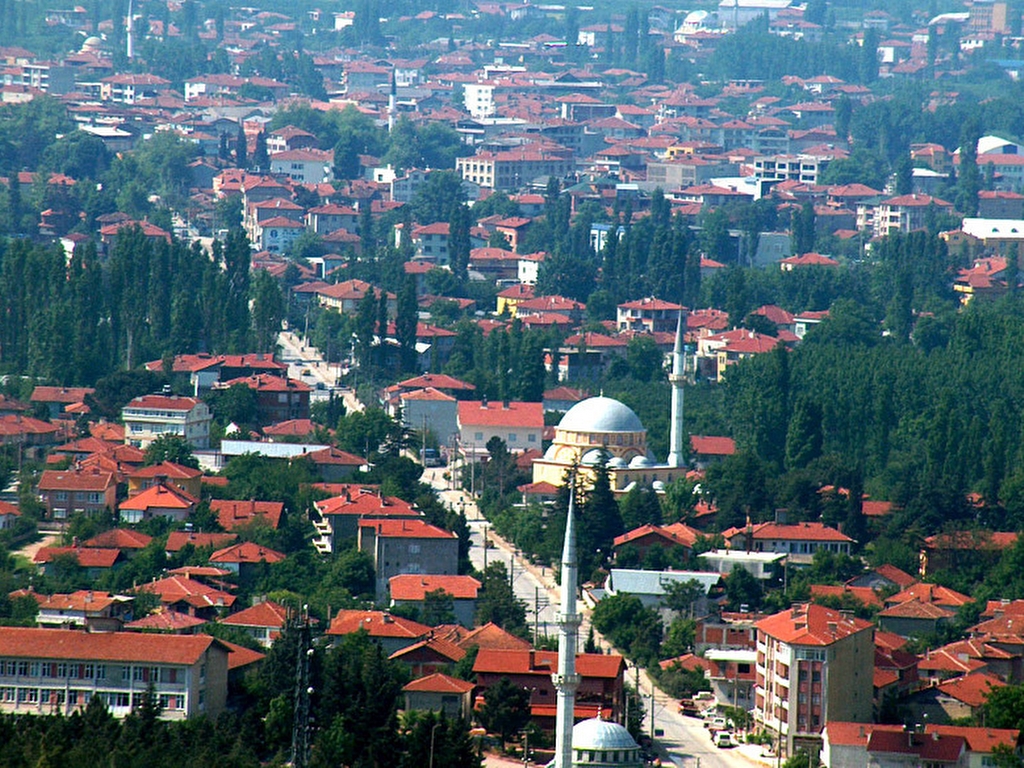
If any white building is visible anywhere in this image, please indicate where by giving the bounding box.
[122,395,212,450]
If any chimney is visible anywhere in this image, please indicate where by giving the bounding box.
[481,395,488,408]
[827,621,838,634]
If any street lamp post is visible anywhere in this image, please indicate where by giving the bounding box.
[428,721,442,768]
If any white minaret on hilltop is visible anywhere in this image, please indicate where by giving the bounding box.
[126,0,135,59]
[387,71,396,132]
[552,487,581,768]
[666,308,686,467]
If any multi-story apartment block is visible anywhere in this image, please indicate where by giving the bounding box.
[456,147,575,190]
[37,467,117,520]
[357,519,459,600]
[616,297,684,333]
[0,628,229,719]
[755,604,874,758]
[753,153,833,185]
[121,395,212,450]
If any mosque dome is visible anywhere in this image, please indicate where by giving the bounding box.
[82,35,102,50]
[607,456,628,469]
[558,397,644,434]
[628,455,654,469]
[572,717,640,752]
[580,449,605,466]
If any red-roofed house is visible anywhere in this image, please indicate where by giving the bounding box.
[823,722,967,768]
[219,599,290,647]
[473,649,626,727]
[689,435,736,468]
[37,467,117,520]
[138,575,236,619]
[612,522,701,563]
[121,395,211,449]
[457,400,544,457]
[389,634,467,677]
[616,297,684,333]
[0,627,229,719]
[403,673,475,721]
[389,574,482,627]
[726,521,854,565]
[165,531,238,555]
[127,462,202,498]
[756,604,874,758]
[358,519,459,600]
[208,541,285,581]
[33,590,135,632]
[30,386,94,418]
[210,499,284,531]
[326,609,431,655]
[82,528,153,556]
[33,546,123,578]
[119,483,197,524]
[312,488,420,553]
[920,531,1018,578]
[0,500,19,530]
[216,374,311,425]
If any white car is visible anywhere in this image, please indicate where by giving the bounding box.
[715,731,734,749]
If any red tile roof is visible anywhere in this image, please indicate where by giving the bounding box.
[389,575,482,601]
[38,467,115,492]
[33,547,120,568]
[123,608,208,632]
[208,541,285,565]
[757,603,873,646]
[221,599,290,629]
[690,435,736,456]
[402,672,475,694]
[119,483,197,512]
[30,386,94,404]
[456,400,544,428]
[129,461,202,481]
[937,672,1005,708]
[124,395,203,412]
[326,609,431,639]
[83,528,153,550]
[358,519,456,540]
[138,575,236,609]
[0,627,221,664]
[210,499,284,531]
[439,621,532,651]
[474,649,625,678]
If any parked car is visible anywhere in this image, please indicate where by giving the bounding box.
[678,699,701,717]
[706,717,729,732]
[715,731,734,749]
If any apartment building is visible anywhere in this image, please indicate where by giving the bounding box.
[121,395,211,450]
[456,147,574,190]
[755,604,874,758]
[0,627,229,720]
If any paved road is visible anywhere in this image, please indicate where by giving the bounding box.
[277,330,362,412]
[422,468,757,768]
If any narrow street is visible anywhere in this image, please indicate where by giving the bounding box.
[421,468,757,768]
[276,330,362,412]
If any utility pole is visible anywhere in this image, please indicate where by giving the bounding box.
[290,609,313,768]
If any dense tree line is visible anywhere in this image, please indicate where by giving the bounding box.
[0,228,283,385]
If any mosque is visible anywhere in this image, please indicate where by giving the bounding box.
[532,313,692,493]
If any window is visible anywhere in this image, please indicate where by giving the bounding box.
[474,432,483,441]
[28,663,39,677]
[55,492,67,501]
[17,662,28,676]
[528,433,537,443]
[508,433,517,443]
[56,664,67,678]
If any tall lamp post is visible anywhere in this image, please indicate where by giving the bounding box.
[428,720,442,768]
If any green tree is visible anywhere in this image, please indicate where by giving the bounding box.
[143,434,199,469]
[475,562,527,636]
[478,677,531,745]
[250,269,283,354]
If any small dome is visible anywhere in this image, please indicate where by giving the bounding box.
[558,397,644,434]
[629,455,654,468]
[573,717,640,752]
[607,456,628,469]
[543,444,558,460]
[652,480,665,491]
[82,35,102,49]
[580,449,605,466]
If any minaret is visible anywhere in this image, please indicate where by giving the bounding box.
[553,487,581,768]
[387,71,396,133]
[666,308,686,467]
[126,0,134,60]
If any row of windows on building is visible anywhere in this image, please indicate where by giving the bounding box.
[1,688,186,711]
[0,661,198,684]
[52,491,104,503]
[471,432,537,443]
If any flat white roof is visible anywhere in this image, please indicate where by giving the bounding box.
[705,648,758,662]
[961,217,1024,239]
[698,549,786,564]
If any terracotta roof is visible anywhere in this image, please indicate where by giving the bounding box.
[119,483,197,512]
[395,373,476,391]
[83,529,153,550]
[129,461,202,481]
[456,400,543,428]
[138,575,236,609]
[38,467,115,492]
[475,649,624,678]
[316,490,418,518]
[210,499,284,531]
[221,599,290,629]
[389,635,467,663]
[30,386,94,404]
[124,395,203,412]
[742,521,853,543]
[220,638,266,670]
[327,609,431,639]
[878,598,953,620]
[690,435,736,456]
[825,721,905,747]
[123,608,207,631]
[756,603,873,646]
[34,590,124,613]
[263,418,317,437]
[402,672,474,694]
[937,672,1005,708]
[925,724,1019,754]
[357,519,456,540]
[208,541,285,564]
[810,584,883,608]
[33,547,120,568]
[389,574,482,601]
[887,583,971,608]
[0,627,221,664]
[440,621,532,651]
